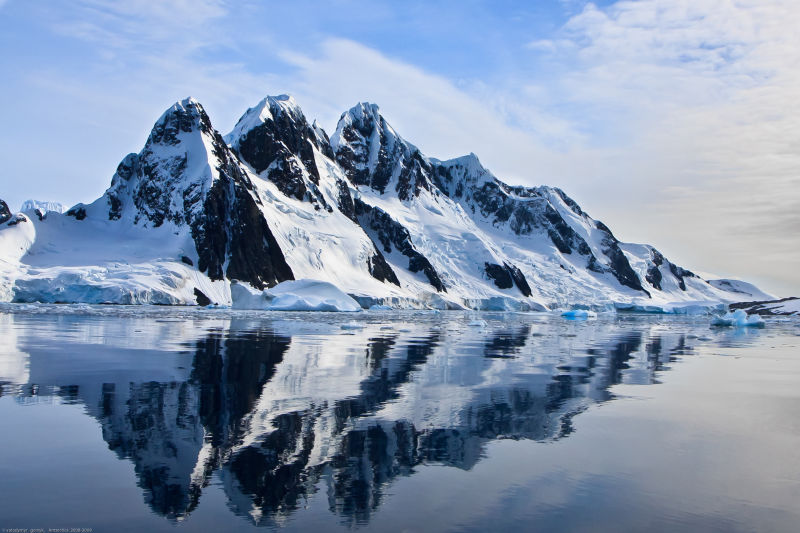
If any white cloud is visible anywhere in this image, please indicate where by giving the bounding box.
[514,0,800,296]
[275,39,562,169]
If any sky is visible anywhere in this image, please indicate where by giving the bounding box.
[0,0,798,296]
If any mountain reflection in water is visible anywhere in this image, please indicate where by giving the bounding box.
[0,310,770,527]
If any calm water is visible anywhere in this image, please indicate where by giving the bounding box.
[0,305,799,532]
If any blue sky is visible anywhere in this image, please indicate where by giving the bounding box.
[1,0,798,296]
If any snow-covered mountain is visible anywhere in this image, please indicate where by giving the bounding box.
[0,95,776,309]
[20,199,65,215]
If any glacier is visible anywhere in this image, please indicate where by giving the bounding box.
[0,96,781,311]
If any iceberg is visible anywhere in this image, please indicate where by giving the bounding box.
[230,279,362,312]
[710,309,765,328]
[561,309,597,319]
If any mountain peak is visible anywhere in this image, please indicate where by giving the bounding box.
[336,102,382,132]
[165,97,206,119]
[443,152,482,168]
[181,95,201,105]
[267,93,296,106]
[432,152,496,191]
[264,94,303,120]
[331,101,409,155]
[149,97,213,145]
[226,94,305,145]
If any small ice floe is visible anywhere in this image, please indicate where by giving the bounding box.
[561,309,597,319]
[379,325,394,330]
[231,279,361,312]
[340,322,366,330]
[710,309,765,328]
[467,319,488,327]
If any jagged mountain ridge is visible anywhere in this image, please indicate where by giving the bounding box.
[0,94,772,308]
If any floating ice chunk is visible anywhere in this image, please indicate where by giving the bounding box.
[340,322,365,330]
[369,304,393,310]
[614,302,724,315]
[710,309,765,328]
[468,319,488,327]
[231,279,362,312]
[561,309,597,319]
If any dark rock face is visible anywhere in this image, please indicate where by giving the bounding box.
[333,104,435,201]
[506,263,533,297]
[368,248,401,286]
[191,154,294,290]
[605,244,647,294]
[669,262,695,291]
[354,199,445,292]
[6,214,28,226]
[101,98,294,290]
[231,97,330,210]
[194,288,211,306]
[485,262,533,297]
[485,263,513,289]
[336,178,357,222]
[646,249,664,290]
[644,248,695,292]
[66,206,87,220]
[108,154,140,220]
[591,224,647,294]
[0,199,11,224]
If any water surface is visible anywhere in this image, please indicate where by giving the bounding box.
[1,306,798,532]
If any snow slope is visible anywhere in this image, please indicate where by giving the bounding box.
[0,95,777,309]
[707,279,775,301]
